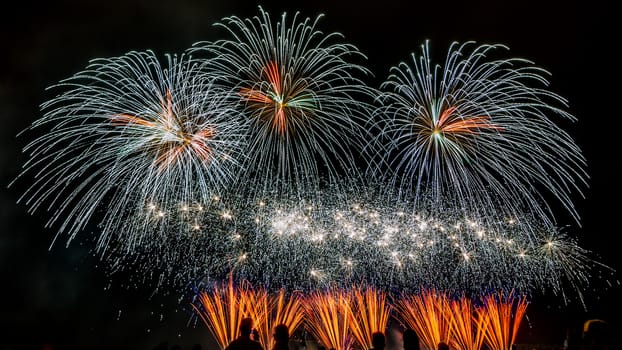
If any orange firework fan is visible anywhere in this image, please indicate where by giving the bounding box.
[348,285,392,349]
[192,277,267,350]
[256,289,305,350]
[447,296,487,350]
[304,289,356,350]
[477,290,529,350]
[392,289,453,350]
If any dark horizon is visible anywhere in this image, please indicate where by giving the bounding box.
[1,0,619,349]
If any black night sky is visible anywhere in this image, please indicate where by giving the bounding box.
[1,1,619,349]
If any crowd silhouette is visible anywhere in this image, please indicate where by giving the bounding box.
[149,316,615,350]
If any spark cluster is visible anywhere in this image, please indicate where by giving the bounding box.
[98,184,606,304]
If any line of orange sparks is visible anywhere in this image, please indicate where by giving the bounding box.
[193,282,528,350]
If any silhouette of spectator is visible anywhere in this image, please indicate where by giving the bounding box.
[403,328,420,350]
[438,341,450,350]
[583,319,612,350]
[225,317,264,350]
[191,344,203,350]
[371,331,386,349]
[273,323,290,350]
[170,345,182,350]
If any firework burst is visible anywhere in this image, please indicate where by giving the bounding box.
[225,184,605,297]
[371,41,587,226]
[12,50,248,252]
[11,10,610,309]
[191,6,376,199]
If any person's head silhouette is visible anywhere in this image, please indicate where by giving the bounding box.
[273,323,289,343]
[371,331,386,349]
[239,317,254,336]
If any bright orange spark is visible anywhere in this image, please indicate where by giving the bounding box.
[189,128,216,161]
[239,88,273,104]
[109,114,155,127]
[264,60,282,96]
